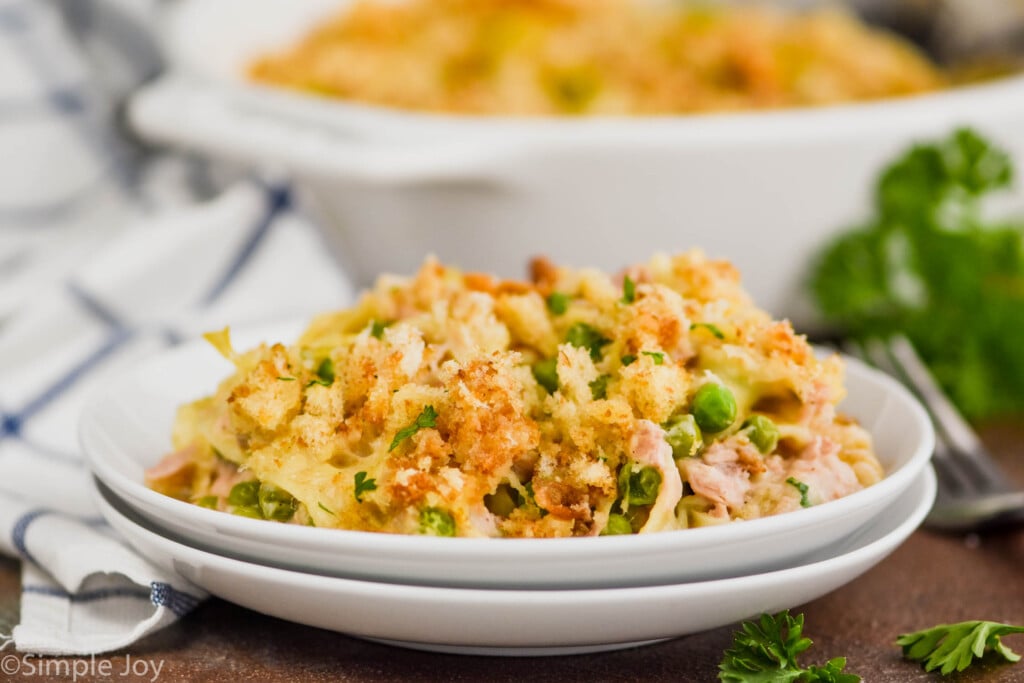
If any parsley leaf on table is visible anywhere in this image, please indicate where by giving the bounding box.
[898,620,1024,676]
[809,128,1024,420]
[719,611,861,682]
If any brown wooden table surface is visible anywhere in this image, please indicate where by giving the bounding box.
[1,421,1022,682]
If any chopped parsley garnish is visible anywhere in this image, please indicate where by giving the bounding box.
[316,357,335,382]
[276,376,296,382]
[546,291,570,315]
[307,357,335,387]
[810,128,1024,420]
[370,319,390,339]
[353,471,377,503]
[621,275,636,304]
[621,354,637,366]
[532,358,559,394]
[898,620,1024,675]
[389,405,439,452]
[691,322,725,340]
[589,374,611,400]
[720,611,861,682]
[642,351,665,365]
[565,322,611,361]
[787,477,811,508]
[318,501,336,516]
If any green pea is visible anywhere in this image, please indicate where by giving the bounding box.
[618,463,662,507]
[532,357,559,394]
[231,505,264,519]
[601,513,634,536]
[742,415,779,454]
[258,483,298,521]
[546,292,570,315]
[484,484,521,518]
[691,383,737,433]
[419,507,457,537]
[227,480,260,507]
[663,414,703,459]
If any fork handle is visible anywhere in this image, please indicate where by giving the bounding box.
[927,491,1024,532]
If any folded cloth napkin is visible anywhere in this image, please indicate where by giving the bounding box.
[0,0,352,654]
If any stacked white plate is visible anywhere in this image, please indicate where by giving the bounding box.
[81,322,936,656]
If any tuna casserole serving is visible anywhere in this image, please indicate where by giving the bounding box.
[249,0,945,116]
[147,252,883,537]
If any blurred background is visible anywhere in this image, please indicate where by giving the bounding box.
[3,0,1024,420]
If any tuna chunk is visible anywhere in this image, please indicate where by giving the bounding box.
[681,440,752,516]
[786,436,861,505]
[629,419,683,533]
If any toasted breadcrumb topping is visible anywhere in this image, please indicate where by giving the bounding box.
[149,251,883,537]
[250,0,944,116]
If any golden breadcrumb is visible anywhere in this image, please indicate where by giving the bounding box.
[147,251,883,537]
[249,0,945,115]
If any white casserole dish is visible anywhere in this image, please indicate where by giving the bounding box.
[130,0,1024,324]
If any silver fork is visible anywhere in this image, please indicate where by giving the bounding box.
[844,335,1024,532]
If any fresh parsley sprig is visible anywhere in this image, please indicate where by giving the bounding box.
[898,620,1024,676]
[809,128,1024,420]
[389,405,439,452]
[353,471,377,503]
[621,275,636,304]
[786,477,811,508]
[719,611,861,682]
[721,612,1024,679]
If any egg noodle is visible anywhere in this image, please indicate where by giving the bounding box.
[146,252,883,537]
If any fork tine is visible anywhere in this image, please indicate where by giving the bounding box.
[885,335,1011,493]
[841,338,973,497]
[838,336,1024,530]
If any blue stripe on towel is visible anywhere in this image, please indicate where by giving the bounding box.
[23,584,151,603]
[1,330,131,437]
[0,90,88,119]
[150,582,202,617]
[66,281,126,331]
[3,2,136,196]
[11,508,49,566]
[202,185,291,305]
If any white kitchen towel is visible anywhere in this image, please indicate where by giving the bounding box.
[0,0,352,654]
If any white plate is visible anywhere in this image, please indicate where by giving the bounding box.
[94,467,935,656]
[80,321,935,589]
